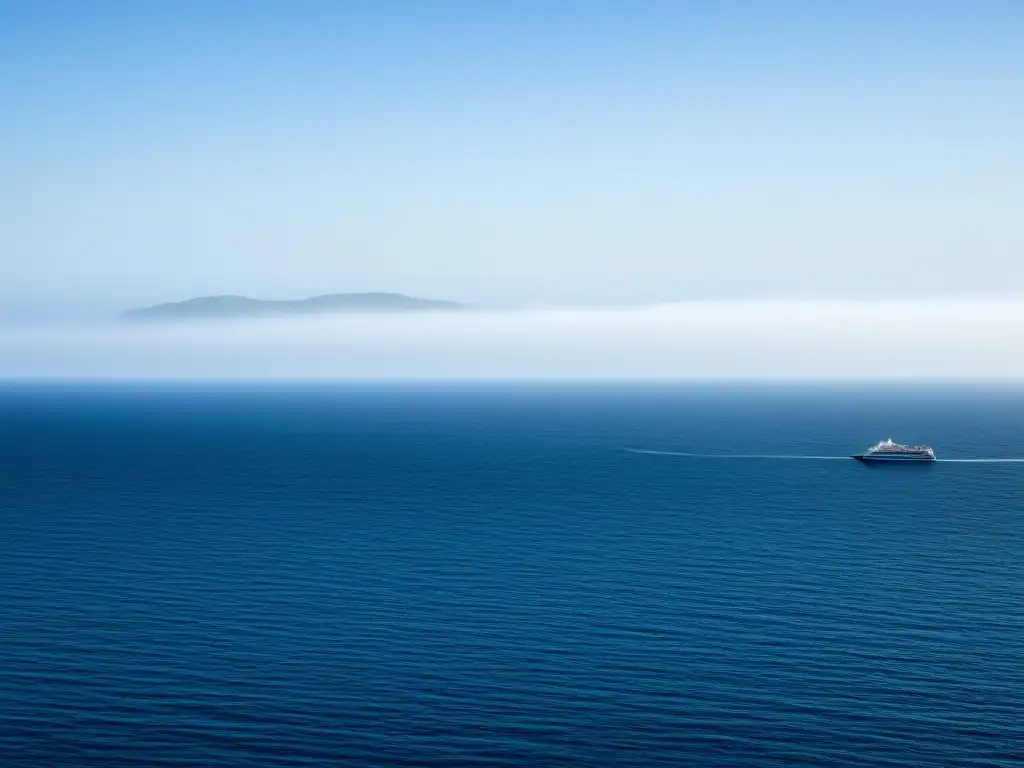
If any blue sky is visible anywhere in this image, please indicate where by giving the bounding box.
[2,1,1023,318]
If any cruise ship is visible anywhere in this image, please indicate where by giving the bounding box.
[853,438,936,462]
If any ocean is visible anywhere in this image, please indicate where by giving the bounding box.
[1,382,1021,767]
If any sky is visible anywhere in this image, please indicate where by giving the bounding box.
[2,0,1023,320]
[2,2,1023,378]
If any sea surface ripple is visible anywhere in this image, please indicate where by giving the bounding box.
[2,383,1022,767]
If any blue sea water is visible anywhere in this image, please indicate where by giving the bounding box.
[1,382,1022,767]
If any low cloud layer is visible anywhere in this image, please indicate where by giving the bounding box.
[2,301,1023,379]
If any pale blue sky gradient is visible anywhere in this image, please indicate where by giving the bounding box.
[3,1,1023,319]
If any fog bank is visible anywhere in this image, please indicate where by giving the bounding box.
[2,301,1023,380]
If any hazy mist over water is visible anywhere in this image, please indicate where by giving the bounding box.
[3,300,1024,380]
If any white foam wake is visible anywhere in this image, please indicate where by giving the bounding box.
[938,458,1024,463]
[625,448,851,460]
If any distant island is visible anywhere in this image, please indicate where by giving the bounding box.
[121,293,465,322]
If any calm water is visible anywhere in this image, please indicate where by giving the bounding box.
[2,383,1022,767]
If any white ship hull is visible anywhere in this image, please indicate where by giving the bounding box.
[853,452,935,462]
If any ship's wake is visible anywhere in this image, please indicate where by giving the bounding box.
[938,458,1024,463]
[625,448,851,460]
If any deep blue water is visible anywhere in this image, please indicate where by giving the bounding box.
[2,383,1022,767]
